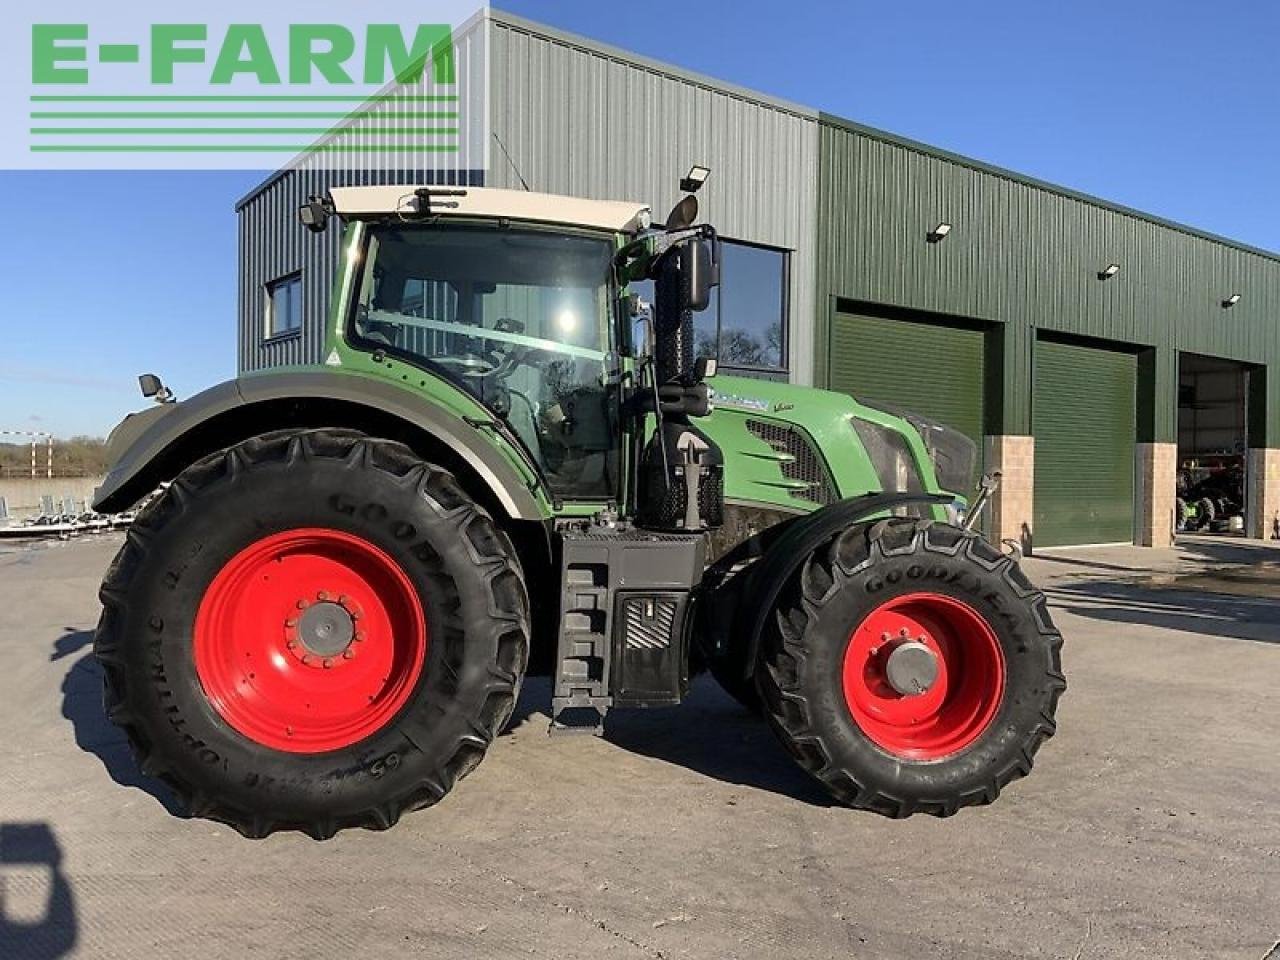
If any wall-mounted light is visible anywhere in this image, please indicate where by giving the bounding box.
[1098,263,1120,281]
[680,164,710,193]
[1222,293,1242,308]
[926,222,952,243]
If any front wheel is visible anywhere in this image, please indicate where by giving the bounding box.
[94,429,529,838]
[758,518,1064,817]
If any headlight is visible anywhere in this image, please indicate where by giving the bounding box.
[852,418,923,494]
[904,415,976,495]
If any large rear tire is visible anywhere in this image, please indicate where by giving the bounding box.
[758,517,1064,817]
[94,429,529,838]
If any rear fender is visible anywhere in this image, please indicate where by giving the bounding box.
[92,370,546,522]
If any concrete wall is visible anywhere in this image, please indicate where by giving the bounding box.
[0,477,103,518]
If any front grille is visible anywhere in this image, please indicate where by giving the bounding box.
[745,420,838,506]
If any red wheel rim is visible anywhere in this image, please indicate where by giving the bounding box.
[194,528,426,754]
[841,592,1004,760]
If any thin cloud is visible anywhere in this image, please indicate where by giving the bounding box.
[0,366,125,391]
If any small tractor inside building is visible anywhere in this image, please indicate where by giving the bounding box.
[91,175,1065,838]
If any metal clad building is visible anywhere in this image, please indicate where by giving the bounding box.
[237,10,1280,549]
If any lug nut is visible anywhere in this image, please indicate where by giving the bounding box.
[285,618,297,627]
[317,590,329,601]
[301,654,312,665]
[323,658,333,669]
[286,640,297,650]
[296,599,309,610]
[338,594,350,605]
[343,649,354,660]
[899,627,909,638]
[354,632,365,643]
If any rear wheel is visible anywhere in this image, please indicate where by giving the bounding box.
[759,518,1064,817]
[94,429,529,838]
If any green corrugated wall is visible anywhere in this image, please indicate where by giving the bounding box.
[814,114,1280,446]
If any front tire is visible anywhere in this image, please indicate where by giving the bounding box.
[94,429,529,838]
[758,518,1064,817]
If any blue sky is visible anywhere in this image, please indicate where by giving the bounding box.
[1,0,1276,438]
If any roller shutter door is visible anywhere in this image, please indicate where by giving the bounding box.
[828,311,986,452]
[1033,339,1136,547]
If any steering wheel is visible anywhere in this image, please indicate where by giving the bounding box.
[434,353,500,377]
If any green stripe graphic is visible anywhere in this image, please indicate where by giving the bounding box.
[31,127,459,136]
[30,144,462,153]
[30,95,459,102]
[31,111,458,119]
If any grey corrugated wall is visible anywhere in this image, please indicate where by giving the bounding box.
[486,13,819,384]
[237,11,822,383]
[235,20,489,372]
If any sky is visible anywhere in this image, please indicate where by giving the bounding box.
[0,0,1276,438]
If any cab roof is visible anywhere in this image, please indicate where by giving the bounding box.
[328,185,651,234]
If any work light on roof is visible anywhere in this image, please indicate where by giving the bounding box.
[1099,263,1120,280]
[1222,293,1242,308]
[926,222,952,243]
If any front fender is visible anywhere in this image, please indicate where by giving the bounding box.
[92,370,546,520]
[707,491,952,681]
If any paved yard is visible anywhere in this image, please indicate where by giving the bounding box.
[1,533,1278,959]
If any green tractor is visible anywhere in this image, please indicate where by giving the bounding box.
[91,176,1064,838]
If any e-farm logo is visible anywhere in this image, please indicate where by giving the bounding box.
[3,2,488,170]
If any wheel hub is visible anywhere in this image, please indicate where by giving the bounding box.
[295,600,355,658]
[842,592,1006,760]
[193,528,427,754]
[883,640,938,696]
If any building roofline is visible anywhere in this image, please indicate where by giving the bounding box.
[818,112,1280,264]
[234,10,1279,266]
[487,9,817,120]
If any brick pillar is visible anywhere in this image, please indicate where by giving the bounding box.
[983,435,1035,554]
[1246,448,1280,541]
[1136,442,1177,548]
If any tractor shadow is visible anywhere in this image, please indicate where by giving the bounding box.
[507,676,834,807]
[0,822,78,959]
[55,630,185,818]
[1046,580,1280,644]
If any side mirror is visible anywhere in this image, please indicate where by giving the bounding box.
[681,237,716,312]
[138,373,175,404]
[665,194,699,230]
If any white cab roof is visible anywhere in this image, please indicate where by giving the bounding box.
[328,185,651,234]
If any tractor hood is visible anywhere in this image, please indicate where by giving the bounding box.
[701,375,974,512]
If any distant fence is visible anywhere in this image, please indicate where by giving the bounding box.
[0,430,53,478]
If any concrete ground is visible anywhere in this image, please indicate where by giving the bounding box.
[1,532,1278,960]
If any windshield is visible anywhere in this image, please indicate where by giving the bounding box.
[351,224,618,499]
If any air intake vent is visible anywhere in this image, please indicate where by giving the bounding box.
[621,596,678,650]
[745,420,838,506]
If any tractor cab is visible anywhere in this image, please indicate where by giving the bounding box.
[313,180,726,533]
